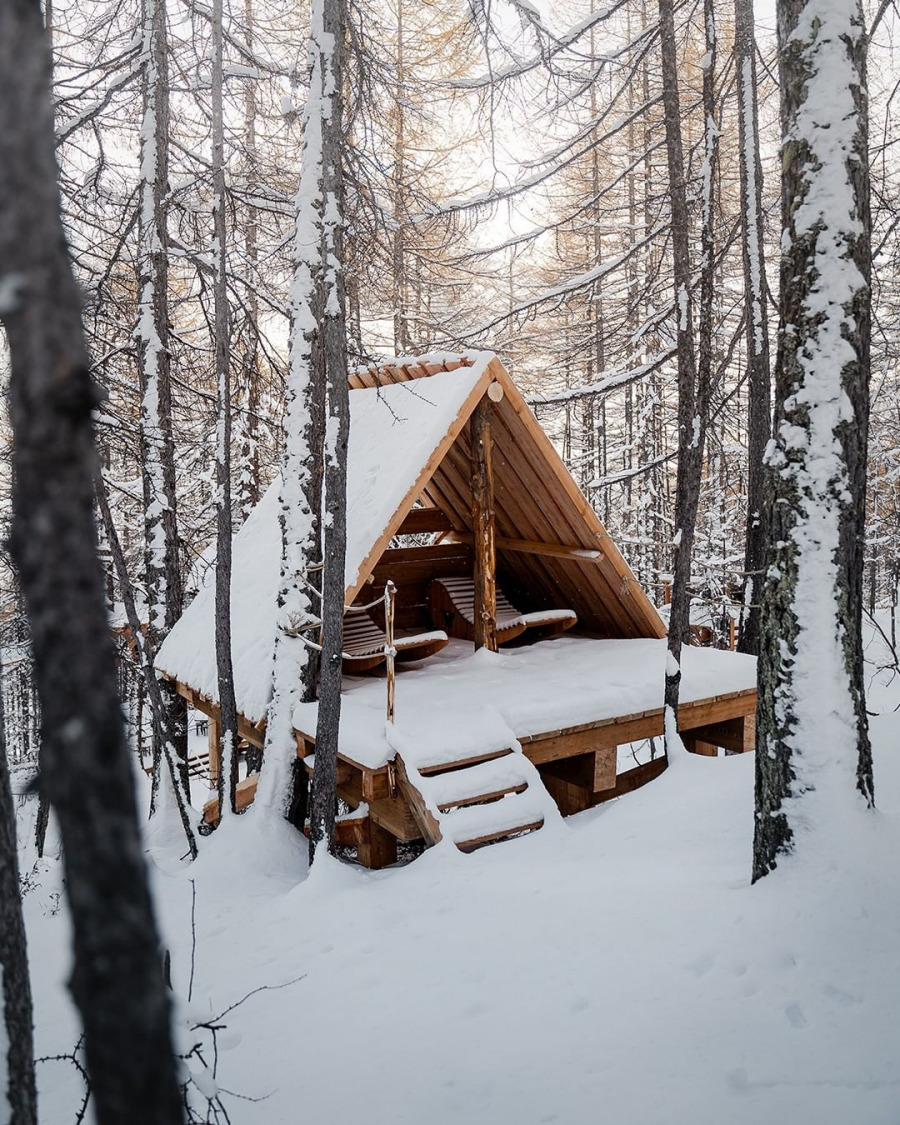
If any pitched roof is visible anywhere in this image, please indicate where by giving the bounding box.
[155,351,664,723]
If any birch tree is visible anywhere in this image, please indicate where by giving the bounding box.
[0,0,183,1117]
[255,0,329,837]
[137,0,188,804]
[753,0,874,880]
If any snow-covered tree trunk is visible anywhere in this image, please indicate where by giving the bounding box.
[0,1,183,1118]
[0,653,37,1122]
[307,0,350,863]
[211,0,239,817]
[753,0,874,881]
[256,0,330,828]
[238,0,262,522]
[137,0,187,808]
[657,0,705,748]
[735,0,772,656]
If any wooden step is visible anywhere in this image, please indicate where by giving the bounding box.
[456,818,544,853]
[421,754,532,809]
[416,746,514,777]
[437,782,528,813]
[440,792,547,851]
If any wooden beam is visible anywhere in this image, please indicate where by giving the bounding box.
[396,507,453,535]
[681,714,755,754]
[356,818,398,869]
[396,756,442,845]
[592,756,668,804]
[538,747,617,792]
[447,532,603,561]
[368,795,423,843]
[202,772,258,825]
[470,396,497,652]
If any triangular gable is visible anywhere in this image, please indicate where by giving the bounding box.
[351,357,666,642]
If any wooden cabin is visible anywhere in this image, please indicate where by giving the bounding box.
[156,352,756,868]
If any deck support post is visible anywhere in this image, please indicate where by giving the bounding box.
[357,817,398,869]
[470,397,497,652]
[208,713,221,790]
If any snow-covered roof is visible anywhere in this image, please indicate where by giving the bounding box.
[156,354,494,721]
[157,350,667,724]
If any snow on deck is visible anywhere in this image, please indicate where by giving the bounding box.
[155,357,491,722]
[293,636,757,770]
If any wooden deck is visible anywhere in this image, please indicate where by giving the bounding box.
[173,638,756,868]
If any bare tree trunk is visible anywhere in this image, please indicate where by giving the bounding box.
[309,0,350,863]
[137,0,187,810]
[0,2,183,1119]
[657,0,706,748]
[0,649,37,1124]
[754,0,874,880]
[95,478,198,860]
[211,0,239,817]
[735,0,772,656]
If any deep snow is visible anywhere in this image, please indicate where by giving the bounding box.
[20,625,900,1124]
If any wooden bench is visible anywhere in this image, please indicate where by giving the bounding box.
[342,611,449,673]
[428,576,577,646]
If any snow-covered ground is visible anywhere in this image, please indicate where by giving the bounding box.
[21,625,900,1124]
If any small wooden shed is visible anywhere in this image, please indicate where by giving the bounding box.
[156,352,756,866]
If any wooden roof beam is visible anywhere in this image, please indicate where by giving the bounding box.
[447,532,604,562]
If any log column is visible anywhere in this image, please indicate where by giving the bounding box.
[208,713,221,790]
[470,396,497,652]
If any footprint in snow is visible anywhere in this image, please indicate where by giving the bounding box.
[785,1002,806,1028]
[687,953,716,977]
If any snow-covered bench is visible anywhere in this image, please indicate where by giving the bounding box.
[427,576,577,646]
[342,611,449,674]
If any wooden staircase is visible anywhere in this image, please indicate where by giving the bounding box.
[396,746,550,853]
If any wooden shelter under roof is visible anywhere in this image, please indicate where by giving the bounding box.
[156,352,757,868]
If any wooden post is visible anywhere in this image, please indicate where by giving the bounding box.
[208,713,221,790]
[470,397,498,652]
[385,580,396,724]
[357,818,398,869]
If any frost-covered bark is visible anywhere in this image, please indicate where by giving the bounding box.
[0,654,37,1122]
[211,0,239,817]
[735,0,772,656]
[238,0,262,522]
[657,0,707,747]
[137,0,187,806]
[0,1,183,1118]
[309,0,351,863]
[256,0,331,827]
[754,0,874,881]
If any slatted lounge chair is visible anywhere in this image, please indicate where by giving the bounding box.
[428,577,578,646]
[342,611,449,674]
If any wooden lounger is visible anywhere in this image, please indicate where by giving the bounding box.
[428,577,577,646]
[342,612,449,674]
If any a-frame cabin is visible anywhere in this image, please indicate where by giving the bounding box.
[157,352,756,866]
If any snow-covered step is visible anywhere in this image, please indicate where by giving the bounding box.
[416,755,531,811]
[438,791,546,851]
[416,745,514,777]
